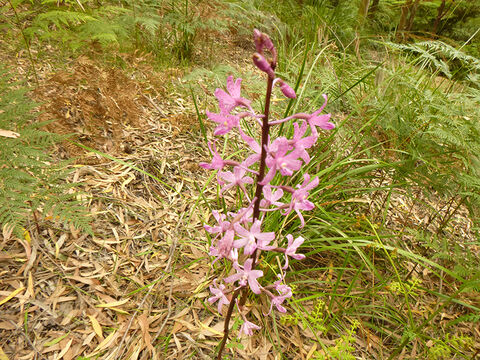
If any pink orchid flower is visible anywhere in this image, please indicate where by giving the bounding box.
[206,110,240,136]
[200,141,226,170]
[239,320,261,337]
[224,259,263,294]
[262,137,303,184]
[289,121,317,164]
[218,166,254,198]
[233,219,275,255]
[306,95,335,134]
[208,279,230,314]
[215,76,251,113]
[283,174,319,228]
[283,234,306,269]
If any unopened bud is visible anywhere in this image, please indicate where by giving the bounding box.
[278,80,296,99]
[253,29,277,64]
[262,35,275,53]
[253,53,275,78]
[253,28,263,53]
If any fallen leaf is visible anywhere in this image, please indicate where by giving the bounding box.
[54,338,72,360]
[0,129,20,138]
[0,345,9,360]
[88,315,103,339]
[96,298,130,308]
[92,330,116,352]
[44,333,70,347]
[138,313,153,352]
[82,332,96,347]
[0,287,25,306]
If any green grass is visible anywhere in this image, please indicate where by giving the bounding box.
[191,1,479,359]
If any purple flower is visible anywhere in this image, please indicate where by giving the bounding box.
[208,279,230,314]
[262,137,303,184]
[289,121,317,164]
[283,234,306,269]
[269,94,334,130]
[204,210,230,235]
[218,166,254,197]
[267,278,293,314]
[284,174,319,228]
[200,141,226,170]
[224,259,263,294]
[215,76,251,113]
[307,95,335,134]
[228,206,254,226]
[206,110,240,136]
[260,185,284,208]
[239,320,261,336]
[209,229,235,261]
[239,127,263,167]
[233,219,275,255]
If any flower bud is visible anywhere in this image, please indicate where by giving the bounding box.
[262,35,275,53]
[253,53,275,78]
[253,29,277,64]
[253,28,263,53]
[278,80,296,99]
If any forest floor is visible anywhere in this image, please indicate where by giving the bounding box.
[1,22,479,360]
[0,34,305,360]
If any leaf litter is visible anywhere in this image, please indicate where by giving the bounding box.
[0,50,283,359]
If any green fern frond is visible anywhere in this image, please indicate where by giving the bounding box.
[0,66,91,236]
[384,40,480,81]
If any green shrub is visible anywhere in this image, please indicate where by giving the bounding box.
[0,66,91,236]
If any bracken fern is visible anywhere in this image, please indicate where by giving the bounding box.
[0,66,91,236]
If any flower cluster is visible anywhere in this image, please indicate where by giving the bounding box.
[201,30,334,345]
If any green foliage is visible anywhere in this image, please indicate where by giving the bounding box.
[222,0,359,55]
[385,40,480,83]
[6,0,225,63]
[428,333,474,360]
[362,59,480,229]
[0,66,91,235]
[313,321,359,360]
[388,276,422,296]
[281,299,328,333]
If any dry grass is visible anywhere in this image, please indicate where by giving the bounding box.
[0,42,303,359]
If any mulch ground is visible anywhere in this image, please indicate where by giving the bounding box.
[0,45,301,360]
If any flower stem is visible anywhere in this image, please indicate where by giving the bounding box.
[237,74,275,310]
[217,73,276,359]
[216,288,242,360]
[252,74,275,222]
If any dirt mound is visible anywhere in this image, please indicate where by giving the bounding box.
[34,56,148,161]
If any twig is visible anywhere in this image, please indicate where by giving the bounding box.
[153,211,185,340]
[114,281,155,359]
[8,319,45,360]
[142,93,167,117]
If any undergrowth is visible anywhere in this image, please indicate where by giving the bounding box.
[0,66,91,236]
[190,1,480,359]
[2,0,226,65]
